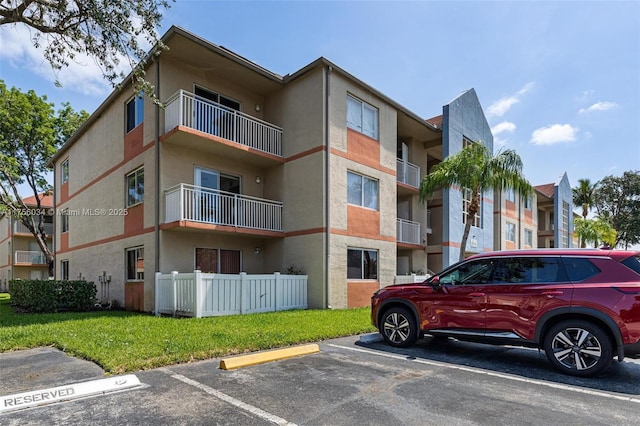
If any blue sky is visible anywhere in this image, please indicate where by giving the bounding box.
[1,0,639,192]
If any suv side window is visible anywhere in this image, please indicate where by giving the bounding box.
[439,259,494,285]
[621,255,640,275]
[492,257,567,284]
[562,257,601,282]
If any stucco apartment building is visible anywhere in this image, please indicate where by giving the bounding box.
[50,26,495,311]
[535,172,575,249]
[493,189,538,251]
[0,195,54,289]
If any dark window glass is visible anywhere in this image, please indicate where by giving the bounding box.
[439,259,494,285]
[347,248,378,279]
[492,257,567,284]
[621,255,640,276]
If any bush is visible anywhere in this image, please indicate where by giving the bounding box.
[8,279,96,313]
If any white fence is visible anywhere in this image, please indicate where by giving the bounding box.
[394,274,431,285]
[164,90,283,157]
[164,184,283,232]
[155,271,308,318]
[396,159,420,188]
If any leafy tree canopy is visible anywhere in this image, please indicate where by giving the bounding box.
[0,0,173,103]
[0,80,89,274]
[593,170,640,249]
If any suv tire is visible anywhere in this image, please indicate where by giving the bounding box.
[380,306,417,348]
[543,320,613,377]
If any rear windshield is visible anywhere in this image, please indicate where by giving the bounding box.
[621,255,640,276]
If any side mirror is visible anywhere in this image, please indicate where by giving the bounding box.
[429,276,449,293]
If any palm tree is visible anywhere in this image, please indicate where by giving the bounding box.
[572,178,596,220]
[420,142,532,262]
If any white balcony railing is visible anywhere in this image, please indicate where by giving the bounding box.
[14,250,47,264]
[396,159,420,188]
[14,221,54,235]
[426,209,432,234]
[397,218,421,245]
[164,90,283,157]
[165,184,283,233]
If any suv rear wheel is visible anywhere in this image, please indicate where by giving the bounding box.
[543,320,613,377]
[380,307,417,348]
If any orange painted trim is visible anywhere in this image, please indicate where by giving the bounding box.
[60,182,69,204]
[162,126,285,163]
[285,227,326,238]
[443,241,462,248]
[429,203,443,209]
[347,205,380,239]
[124,203,144,236]
[331,228,396,243]
[61,141,155,205]
[0,234,10,244]
[55,226,154,255]
[397,182,419,193]
[397,242,425,250]
[285,146,326,163]
[124,124,145,162]
[60,232,69,252]
[160,221,284,238]
[330,148,396,176]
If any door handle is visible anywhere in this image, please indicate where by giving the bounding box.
[469,292,485,297]
[542,290,563,296]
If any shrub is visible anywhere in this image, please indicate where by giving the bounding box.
[8,280,96,313]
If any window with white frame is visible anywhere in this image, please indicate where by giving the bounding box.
[524,229,533,246]
[347,248,378,280]
[524,195,532,210]
[462,188,481,227]
[346,95,378,139]
[347,171,379,210]
[61,159,69,183]
[61,209,69,233]
[505,188,516,203]
[126,167,144,207]
[125,94,144,133]
[126,247,144,281]
[506,222,516,242]
[60,260,69,280]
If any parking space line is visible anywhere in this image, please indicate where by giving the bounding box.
[328,344,640,404]
[159,368,297,426]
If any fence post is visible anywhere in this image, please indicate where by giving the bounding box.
[154,272,161,316]
[171,271,178,317]
[194,270,202,318]
[240,272,248,314]
[274,272,281,312]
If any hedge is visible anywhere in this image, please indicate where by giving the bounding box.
[8,279,96,313]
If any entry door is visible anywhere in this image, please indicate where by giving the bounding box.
[195,248,241,273]
[194,86,241,138]
[195,167,219,223]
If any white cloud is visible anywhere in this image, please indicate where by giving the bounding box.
[530,124,578,145]
[491,121,517,136]
[486,82,535,118]
[0,25,114,97]
[578,101,619,114]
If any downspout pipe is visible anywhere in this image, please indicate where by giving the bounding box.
[154,53,161,278]
[324,65,332,309]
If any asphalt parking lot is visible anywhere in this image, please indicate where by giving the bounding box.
[2,334,640,425]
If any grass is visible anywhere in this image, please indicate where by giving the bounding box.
[0,293,375,374]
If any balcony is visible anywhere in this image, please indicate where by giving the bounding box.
[164,90,283,159]
[164,184,283,235]
[397,159,420,191]
[397,218,421,246]
[14,221,54,236]
[14,250,47,265]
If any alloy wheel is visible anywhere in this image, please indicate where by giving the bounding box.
[550,327,603,371]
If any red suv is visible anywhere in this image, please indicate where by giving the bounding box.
[371,249,640,377]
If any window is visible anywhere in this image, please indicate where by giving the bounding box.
[462,188,481,227]
[125,94,144,133]
[562,201,570,248]
[61,209,69,233]
[505,188,515,203]
[347,248,378,280]
[60,260,69,280]
[126,168,144,207]
[347,171,378,210]
[506,222,516,242]
[439,259,494,285]
[195,248,241,273]
[524,229,533,246]
[346,95,378,139]
[563,258,601,282]
[126,247,144,281]
[61,159,69,183]
[524,195,532,210]
[493,257,566,284]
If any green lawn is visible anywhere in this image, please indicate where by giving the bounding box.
[0,293,375,374]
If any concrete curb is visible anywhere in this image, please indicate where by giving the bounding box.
[219,344,320,370]
[358,333,383,343]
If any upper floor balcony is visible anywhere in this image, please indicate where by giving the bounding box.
[14,250,47,265]
[397,218,422,247]
[163,183,283,236]
[163,90,283,164]
[14,221,54,236]
[397,159,420,194]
